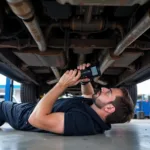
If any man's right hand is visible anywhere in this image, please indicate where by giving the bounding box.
[58,69,81,88]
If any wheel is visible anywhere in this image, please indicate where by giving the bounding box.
[0,121,5,127]
[20,83,37,103]
[134,114,137,119]
[137,111,145,119]
[125,84,137,106]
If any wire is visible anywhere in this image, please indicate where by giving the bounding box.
[0,29,24,40]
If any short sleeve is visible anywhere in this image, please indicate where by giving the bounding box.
[64,109,96,136]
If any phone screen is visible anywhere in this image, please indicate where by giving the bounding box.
[91,66,98,76]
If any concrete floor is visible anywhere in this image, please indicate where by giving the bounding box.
[0,120,150,150]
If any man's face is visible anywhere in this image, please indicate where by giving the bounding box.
[92,87,123,108]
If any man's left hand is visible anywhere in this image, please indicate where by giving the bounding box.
[58,69,81,88]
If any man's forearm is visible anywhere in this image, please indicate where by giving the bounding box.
[30,83,66,119]
[29,69,81,132]
[81,82,94,95]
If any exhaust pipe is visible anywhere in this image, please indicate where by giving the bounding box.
[100,10,150,74]
[100,52,116,74]
[51,67,61,79]
[6,0,46,51]
[47,67,61,85]
[114,10,150,56]
[84,6,93,24]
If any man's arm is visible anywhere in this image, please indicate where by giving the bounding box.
[28,69,81,134]
[81,82,94,98]
[77,64,95,98]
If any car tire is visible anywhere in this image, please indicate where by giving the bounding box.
[137,111,145,119]
[125,84,137,106]
[20,83,37,103]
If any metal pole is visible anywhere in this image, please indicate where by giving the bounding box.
[84,6,93,24]
[5,78,11,101]
[10,79,14,102]
[114,10,150,56]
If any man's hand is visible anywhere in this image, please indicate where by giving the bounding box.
[77,63,91,83]
[77,63,91,70]
[77,63,94,98]
[58,69,81,88]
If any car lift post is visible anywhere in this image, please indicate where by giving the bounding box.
[5,78,14,101]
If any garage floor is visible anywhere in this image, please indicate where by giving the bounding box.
[0,120,150,150]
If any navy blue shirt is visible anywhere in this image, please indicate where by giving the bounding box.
[18,97,111,135]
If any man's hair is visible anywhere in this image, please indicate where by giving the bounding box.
[105,87,134,124]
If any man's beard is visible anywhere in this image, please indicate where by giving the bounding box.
[92,93,107,109]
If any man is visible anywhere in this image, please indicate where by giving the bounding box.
[0,63,134,136]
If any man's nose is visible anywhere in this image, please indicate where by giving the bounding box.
[101,87,109,93]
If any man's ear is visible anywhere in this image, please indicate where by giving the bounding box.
[104,104,115,114]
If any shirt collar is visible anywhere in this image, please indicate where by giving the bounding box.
[84,99,111,131]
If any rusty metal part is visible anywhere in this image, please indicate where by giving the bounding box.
[14,49,66,68]
[135,41,150,50]
[112,51,143,67]
[45,23,59,41]
[73,47,93,54]
[49,39,150,50]
[69,39,115,49]
[47,67,61,85]
[1,39,150,50]
[100,51,121,74]
[78,54,85,65]
[111,23,124,38]
[47,79,58,85]
[84,6,93,24]
[114,10,150,56]
[0,52,38,85]
[0,39,115,49]
[57,0,148,6]
[63,18,104,31]
[51,67,61,79]
[99,10,150,75]
[99,52,119,74]
[93,76,107,85]
[63,18,125,33]
[6,0,46,51]
[0,40,31,49]
[116,52,150,86]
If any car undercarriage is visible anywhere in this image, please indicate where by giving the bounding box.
[0,0,150,102]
